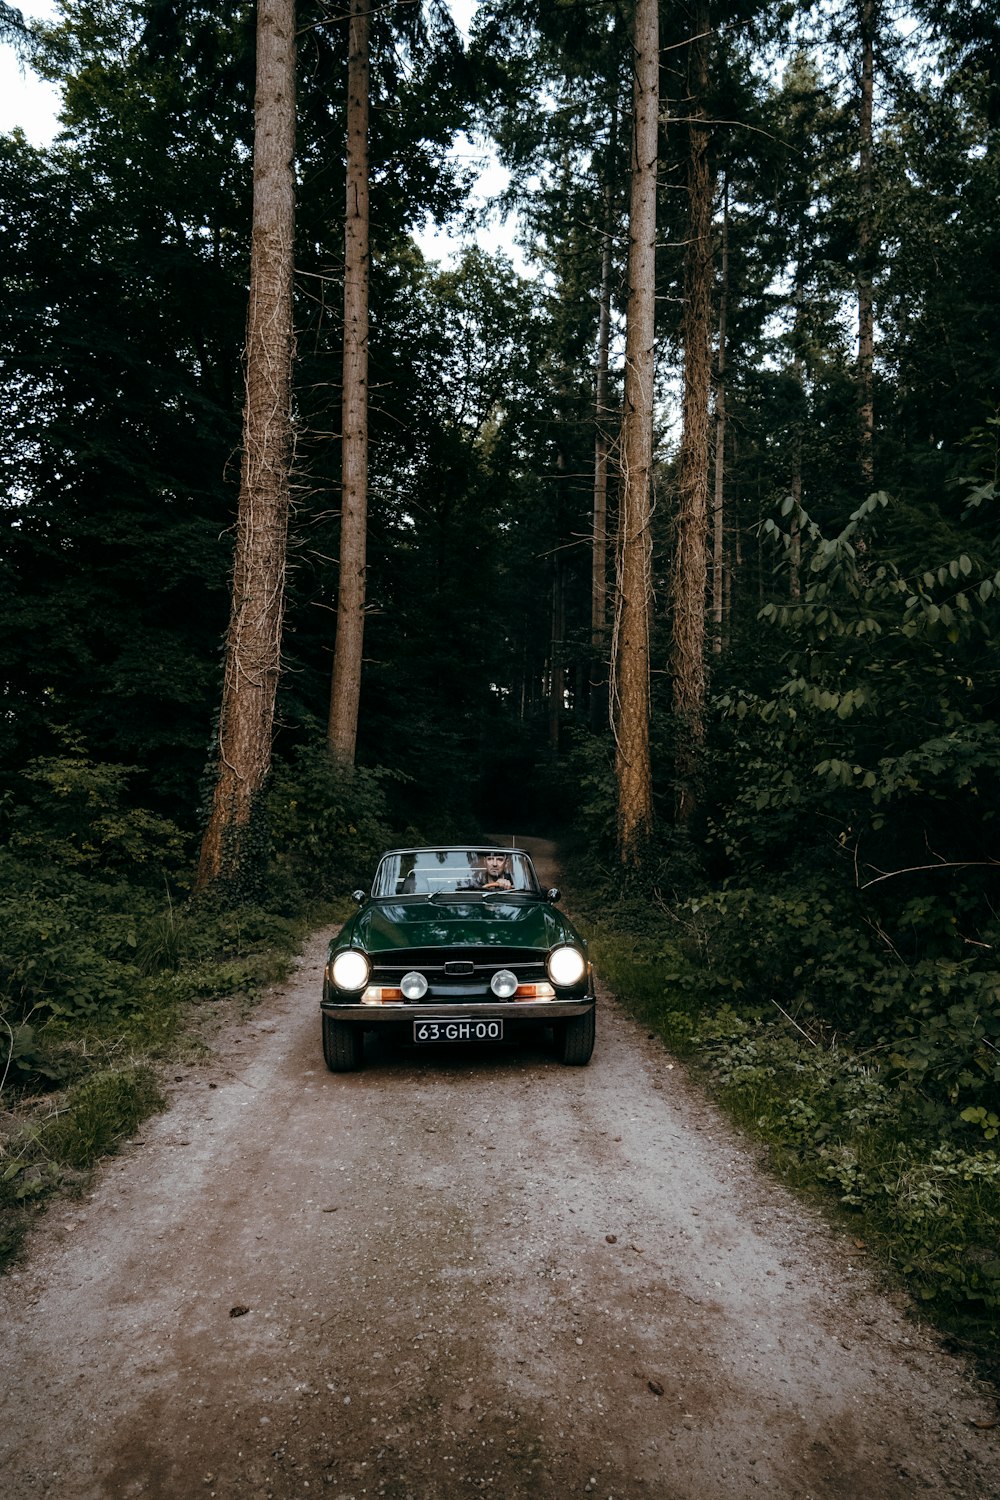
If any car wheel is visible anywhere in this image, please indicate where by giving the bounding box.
[556,1008,595,1066]
[323,1014,364,1072]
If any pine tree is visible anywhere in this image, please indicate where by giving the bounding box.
[327,0,370,763]
[670,0,714,825]
[197,0,296,892]
[614,0,658,864]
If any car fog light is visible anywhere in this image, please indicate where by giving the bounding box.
[547,945,586,987]
[331,950,370,991]
[491,969,518,998]
[401,971,428,1000]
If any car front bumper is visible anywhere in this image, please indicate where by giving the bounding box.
[320,998,594,1024]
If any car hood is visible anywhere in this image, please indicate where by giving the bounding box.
[347,897,576,954]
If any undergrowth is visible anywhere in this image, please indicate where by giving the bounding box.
[0,743,380,1270]
[577,899,1000,1387]
[0,891,332,1270]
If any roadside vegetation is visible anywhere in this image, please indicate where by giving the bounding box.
[0,750,396,1269]
[585,907,1000,1375]
[587,900,1000,1338]
[559,701,1000,1384]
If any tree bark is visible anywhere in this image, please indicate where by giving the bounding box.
[711,174,728,653]
[590,104,618,733]
[857,0,875,493]
[196,0,295,893]
[613,0,658,867]
[328,0,370,762]
[670,3,713,826]
[790,252,805,600]
[590,172,614,732]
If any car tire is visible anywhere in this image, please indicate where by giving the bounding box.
[323,1014,364,1072]
[556,1008,595,1066]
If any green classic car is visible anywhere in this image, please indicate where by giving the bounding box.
[321,846,596,1071]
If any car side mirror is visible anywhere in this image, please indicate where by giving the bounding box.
[546,887,561,903]
[352,889,366,905]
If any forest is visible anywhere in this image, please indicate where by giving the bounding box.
[1,1,998,1362]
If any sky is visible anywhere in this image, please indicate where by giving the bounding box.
[0,2,61,143]
[0,0,519,269]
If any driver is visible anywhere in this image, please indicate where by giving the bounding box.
[464,851,514,891]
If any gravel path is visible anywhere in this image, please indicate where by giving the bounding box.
[1,838,997,1499]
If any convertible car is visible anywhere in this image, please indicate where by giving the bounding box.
[321,846,596,1071]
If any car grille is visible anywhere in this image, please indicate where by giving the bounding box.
[369,947,548,999]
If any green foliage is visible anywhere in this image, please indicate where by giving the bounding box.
[700,489,1000,1123]
[7,745,190,880]
[266,745,395,898]
[0,783,324,1266]
[0,1065,165,1267]
[33,1066,165,1170]
[591,917,1000,1321]
[0,862,155,1024]
[0,1022,65,1090]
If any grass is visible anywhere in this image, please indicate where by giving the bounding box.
[578,913,1000,1390]
[0,891,343,1271]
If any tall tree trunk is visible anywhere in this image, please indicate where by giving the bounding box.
[857,0,875,493]
[196,0,295,893]
[590,173,614,732]
[711,174,728,654]
[790,251,805,600]
[548,557,565,751]
[328,0,370,762]
[670,3,713,826]
[613,0,658,867]
[590,105,617,733]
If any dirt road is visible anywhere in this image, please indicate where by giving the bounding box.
[1,842,997,1499]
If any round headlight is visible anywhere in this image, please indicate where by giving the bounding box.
[547,945,586,987]
[401,971,428,1000]
[331,950,370,991]
[491,969,518,998]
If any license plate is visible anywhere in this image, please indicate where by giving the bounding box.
[413,1018,504,1044]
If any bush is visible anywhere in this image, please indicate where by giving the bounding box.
[267,744,394,898]
[10,750,190,881]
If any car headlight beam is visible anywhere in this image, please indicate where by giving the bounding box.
[331,950,370,991]
[547,945,587,987]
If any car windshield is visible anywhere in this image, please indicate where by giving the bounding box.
[372,849,541,898]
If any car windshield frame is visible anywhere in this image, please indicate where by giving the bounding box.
[371,849,541,899]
